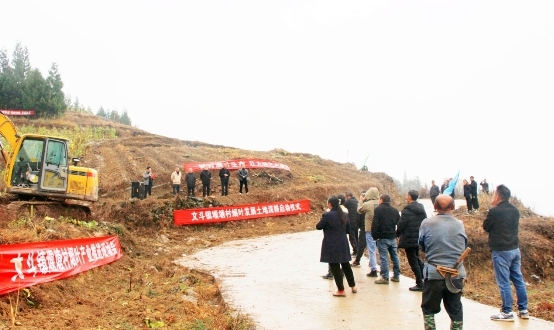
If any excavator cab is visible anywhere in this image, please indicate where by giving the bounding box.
[12,137,69,192]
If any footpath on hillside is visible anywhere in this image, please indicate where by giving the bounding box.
[177,199,553,330]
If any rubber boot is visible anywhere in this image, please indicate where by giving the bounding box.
[450,321,463,330]
[424,314,436,330]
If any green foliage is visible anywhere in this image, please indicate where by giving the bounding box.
[0,42,132,122]
[0,42,65,118]
[147,289,157,298]
[110,224,124,236]
[0,48,9,72]
[108,109,120,122]
[307,175,324,183]
[190,320,207,330]
[396,172,422,195]
[0,52,21,109]
[8,217,33,229]
[144,318,165,328]
[22,288,39,308]
[22,69,49,114]
[18,125,116,157]
[12,42,31,84]
[59,216,98,229]
[94,107,132,126]
[46,63,65,117]
[120,109,132,125]
[96,106,107,118]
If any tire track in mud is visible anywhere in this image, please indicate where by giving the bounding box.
[94,141,131,194]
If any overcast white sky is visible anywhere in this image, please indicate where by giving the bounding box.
[3,1,553,215]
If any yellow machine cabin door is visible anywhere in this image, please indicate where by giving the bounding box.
[39,138,69,192]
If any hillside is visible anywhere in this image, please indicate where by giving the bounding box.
[1,112,553,329]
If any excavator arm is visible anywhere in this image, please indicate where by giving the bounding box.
[0,112,20,164]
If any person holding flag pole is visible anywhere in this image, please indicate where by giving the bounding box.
[443,171,460,205]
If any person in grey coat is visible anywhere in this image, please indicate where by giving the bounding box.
[419,194,467,330]
[316,196,356,297]
[238,164,249,195]
[143,166,154,197]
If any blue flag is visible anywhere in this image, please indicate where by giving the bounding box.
[443,171,460,196]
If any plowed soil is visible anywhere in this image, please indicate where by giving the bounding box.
[0,112,553,329]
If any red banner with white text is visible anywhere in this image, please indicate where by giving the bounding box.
[0,236,122,295]
[184,159,290,172]
[0,110,35,116]
[174,199,310,225]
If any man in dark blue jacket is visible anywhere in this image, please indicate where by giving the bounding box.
[484,184,529,321]
[397,190,427,291]
[371,194,401,284]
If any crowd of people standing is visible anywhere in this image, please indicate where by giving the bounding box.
[139,163,250,198]
[317,182,529,329]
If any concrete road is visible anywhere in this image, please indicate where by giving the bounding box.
[177,199,552,329]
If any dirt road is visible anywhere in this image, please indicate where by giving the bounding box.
[177,199,552,329]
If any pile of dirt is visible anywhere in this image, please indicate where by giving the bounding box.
[1,112,554,328]
[455,209,554,318]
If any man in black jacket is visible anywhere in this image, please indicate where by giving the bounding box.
[469,176,479,212]
[440,179,449,194]
[200,166,212,197]
[219,163,230,196]
[484,184,529,321]
[185,168,196,197]
[344,192,359,258]
[397,190,427,291]
[372,194,401,284]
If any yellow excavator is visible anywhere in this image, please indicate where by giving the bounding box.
[0,112,98,205]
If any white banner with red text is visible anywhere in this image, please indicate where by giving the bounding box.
[174,199,310,225]
[184,159,290,172]
[0,235,122,295]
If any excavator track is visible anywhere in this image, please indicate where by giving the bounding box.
[6,200,92,217]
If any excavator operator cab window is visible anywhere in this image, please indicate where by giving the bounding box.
[14,157,28,186]
[13,139,44,187]
[46,140,67,166]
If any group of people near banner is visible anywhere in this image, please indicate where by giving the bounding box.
[317,183,529,329]
[429,177,490,214]
[142,163,250,198]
